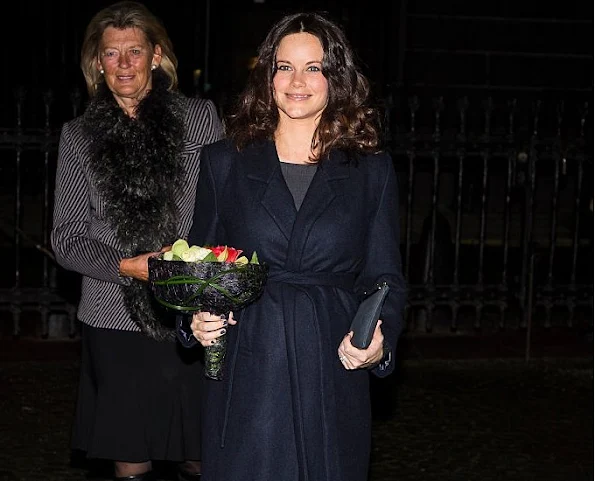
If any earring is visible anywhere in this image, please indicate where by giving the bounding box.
[151,64,157,70]
[99,69,104,75]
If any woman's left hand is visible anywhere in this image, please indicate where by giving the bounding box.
[337,320,385,370]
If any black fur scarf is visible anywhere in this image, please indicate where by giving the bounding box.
[82,71,186,341]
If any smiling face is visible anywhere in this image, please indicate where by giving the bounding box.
[97,26,161,115]
[272,32,328,127]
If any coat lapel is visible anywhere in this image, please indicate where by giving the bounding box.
[242,143,351,262]
[243,141,296,241]
[287,150,350,265]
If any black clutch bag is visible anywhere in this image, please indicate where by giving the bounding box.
[349,283,390,349]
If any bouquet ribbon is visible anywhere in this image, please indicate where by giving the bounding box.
[153,266,258,312]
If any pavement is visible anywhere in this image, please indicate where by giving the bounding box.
[0,330,592,481]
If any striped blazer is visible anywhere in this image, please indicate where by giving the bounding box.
[51,97,224,332]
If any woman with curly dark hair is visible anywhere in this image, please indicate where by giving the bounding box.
[179,11,407,481]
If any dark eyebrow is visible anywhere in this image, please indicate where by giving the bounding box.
[275,59,322,65]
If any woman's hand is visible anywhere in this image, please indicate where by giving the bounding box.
[119,246,171,281]
[338,320,385,370]
[190,311,236,347]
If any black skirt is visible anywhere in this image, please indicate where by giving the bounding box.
[72,323,204,462]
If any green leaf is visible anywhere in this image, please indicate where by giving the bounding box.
[250,251,259,264]
[201,252,219,262]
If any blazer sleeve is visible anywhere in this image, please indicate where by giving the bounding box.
[50,122,131,285]
[185,97,225,146]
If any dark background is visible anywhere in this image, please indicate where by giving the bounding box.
[1,0,592,127]
[0,1,592,319]
[0,1,592,345]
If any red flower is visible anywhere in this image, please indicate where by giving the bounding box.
[210,245,243,263]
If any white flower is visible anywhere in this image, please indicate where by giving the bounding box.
[180,245,212,262]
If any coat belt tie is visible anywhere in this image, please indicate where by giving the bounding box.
[223,269,356,480]
[268,270,355,290]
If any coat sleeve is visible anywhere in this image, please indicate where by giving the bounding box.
[187,142,230,246]
[176,314,199,348]
[357,153,407,378]
[178,142,231,348]
[50,122,130,285]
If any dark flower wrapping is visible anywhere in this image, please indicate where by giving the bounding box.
[147,254,268,380]
[148,256,268,313]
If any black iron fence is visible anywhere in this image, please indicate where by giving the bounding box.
[387,90,593,333]
[0,87,592,339]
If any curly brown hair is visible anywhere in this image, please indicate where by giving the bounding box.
[225,11,383,161]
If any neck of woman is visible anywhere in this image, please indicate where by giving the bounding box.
[274,121,319,164]
[114,88,151,118]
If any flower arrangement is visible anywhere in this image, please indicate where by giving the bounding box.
[149,239,267,313]
[162,239,249,264]
[148,239,268,380]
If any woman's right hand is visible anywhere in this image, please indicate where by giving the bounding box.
[191,311,236,347]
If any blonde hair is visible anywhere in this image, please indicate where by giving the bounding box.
[80,1,178,96]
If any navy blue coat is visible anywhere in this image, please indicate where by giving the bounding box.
[184,138,406,481]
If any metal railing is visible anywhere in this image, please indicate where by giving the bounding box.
[385,90,593,333]
[0,87,592,338]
